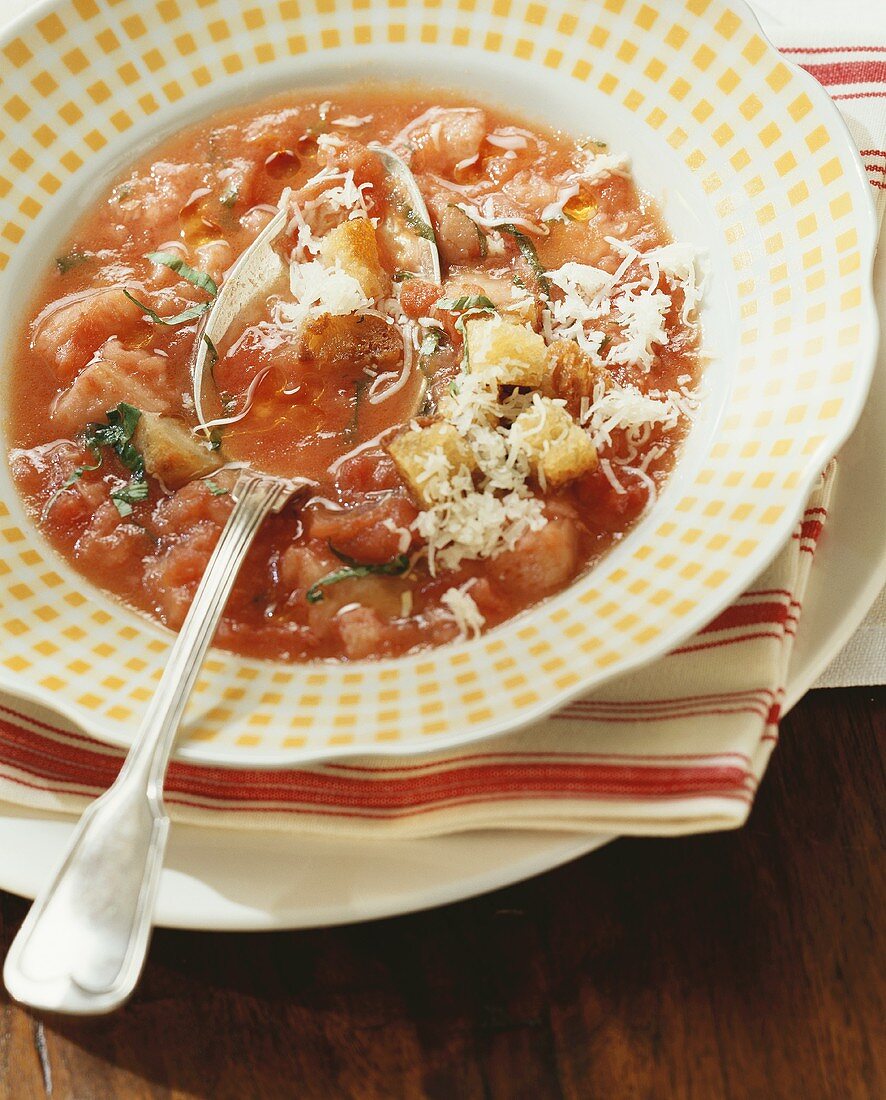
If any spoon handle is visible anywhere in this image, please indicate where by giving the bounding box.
[3,470,293,1014]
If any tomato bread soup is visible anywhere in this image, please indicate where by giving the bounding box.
[7,87,703,663]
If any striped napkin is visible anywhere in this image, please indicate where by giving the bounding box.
[0,26,880,840]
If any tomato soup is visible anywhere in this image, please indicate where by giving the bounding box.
[8,86,702,662]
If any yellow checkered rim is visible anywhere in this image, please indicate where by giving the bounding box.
[0,0,877,765]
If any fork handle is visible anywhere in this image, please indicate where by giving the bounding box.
[3,470,293,1014]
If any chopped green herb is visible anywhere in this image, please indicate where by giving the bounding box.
[512,274,527,289]
[419,329,446,359]
[496,224,550,295]
[306,551,411,603]
[145,251,218,298]
[345,376,369,444]
[437,294,497,314]
[204,478,228,496]
[208,429,223,452]
[124,290,212,327]
[202,332,219,366]
[83,402,144,476]
[219,185,239,208]
[448,379,461,398]
[55,250,89,275]
[126,251,218,328]
[110,477,149,517]
[404,205,437,243]
[393,270,415,283]
[43,404,148,519]
[47,403,148,519]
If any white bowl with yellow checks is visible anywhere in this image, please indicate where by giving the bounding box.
[0,0,877,766]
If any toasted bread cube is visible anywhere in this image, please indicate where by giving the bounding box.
[387,421,477,508]
[297,311,402,371]
[319,218,389,300]
[463,314,547,388]
[134,412,222,489]
[512,396,597,490]
[542,339,611,418]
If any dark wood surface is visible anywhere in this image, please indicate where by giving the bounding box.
[0,686,882,1100]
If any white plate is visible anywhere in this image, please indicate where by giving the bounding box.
[1,248,882,931]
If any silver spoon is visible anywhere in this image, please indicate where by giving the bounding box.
[4,152,442,1014]
[370,143,442,284]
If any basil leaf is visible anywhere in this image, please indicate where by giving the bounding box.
[55,249,89,275]
[437,294,497,313]
[495,224,550,295]
[404,205,436,242]
[110,477,149,517]
[124,290,212,327]
[83,402,144,477]
[202,332,219,366]
[306,552,411,603]
[145,251,218,298]
[419,329,446,358]
[345,376,369,444]
[204,478,228,496]
[393,270,415,283]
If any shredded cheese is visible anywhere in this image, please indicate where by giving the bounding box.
[441,581,485,639]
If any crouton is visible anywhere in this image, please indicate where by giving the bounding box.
[463,314,547,388]
[134,412,222,489]
[511,396,597,490]
[319,218,389,300]
[387,420,477,508]
[542,339,611,418]
[297,311,401,371]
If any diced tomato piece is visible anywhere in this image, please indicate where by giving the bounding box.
[334,448,403,495]
[398,277,442,320]
[305,495,417,564]
[337,605,385,660]
[490,517,580,597]
[574,466,649,532]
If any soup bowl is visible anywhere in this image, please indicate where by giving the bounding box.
[0,0,877,765]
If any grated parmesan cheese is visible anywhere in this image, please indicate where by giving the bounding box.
[581,381,684,450]
[575,149,631,183]
[440,581,485,639]
[382,516,413,554]
[606,289,672,371]
[273,259,369,333]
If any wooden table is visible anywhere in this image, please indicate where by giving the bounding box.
[1,686,882,1099]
